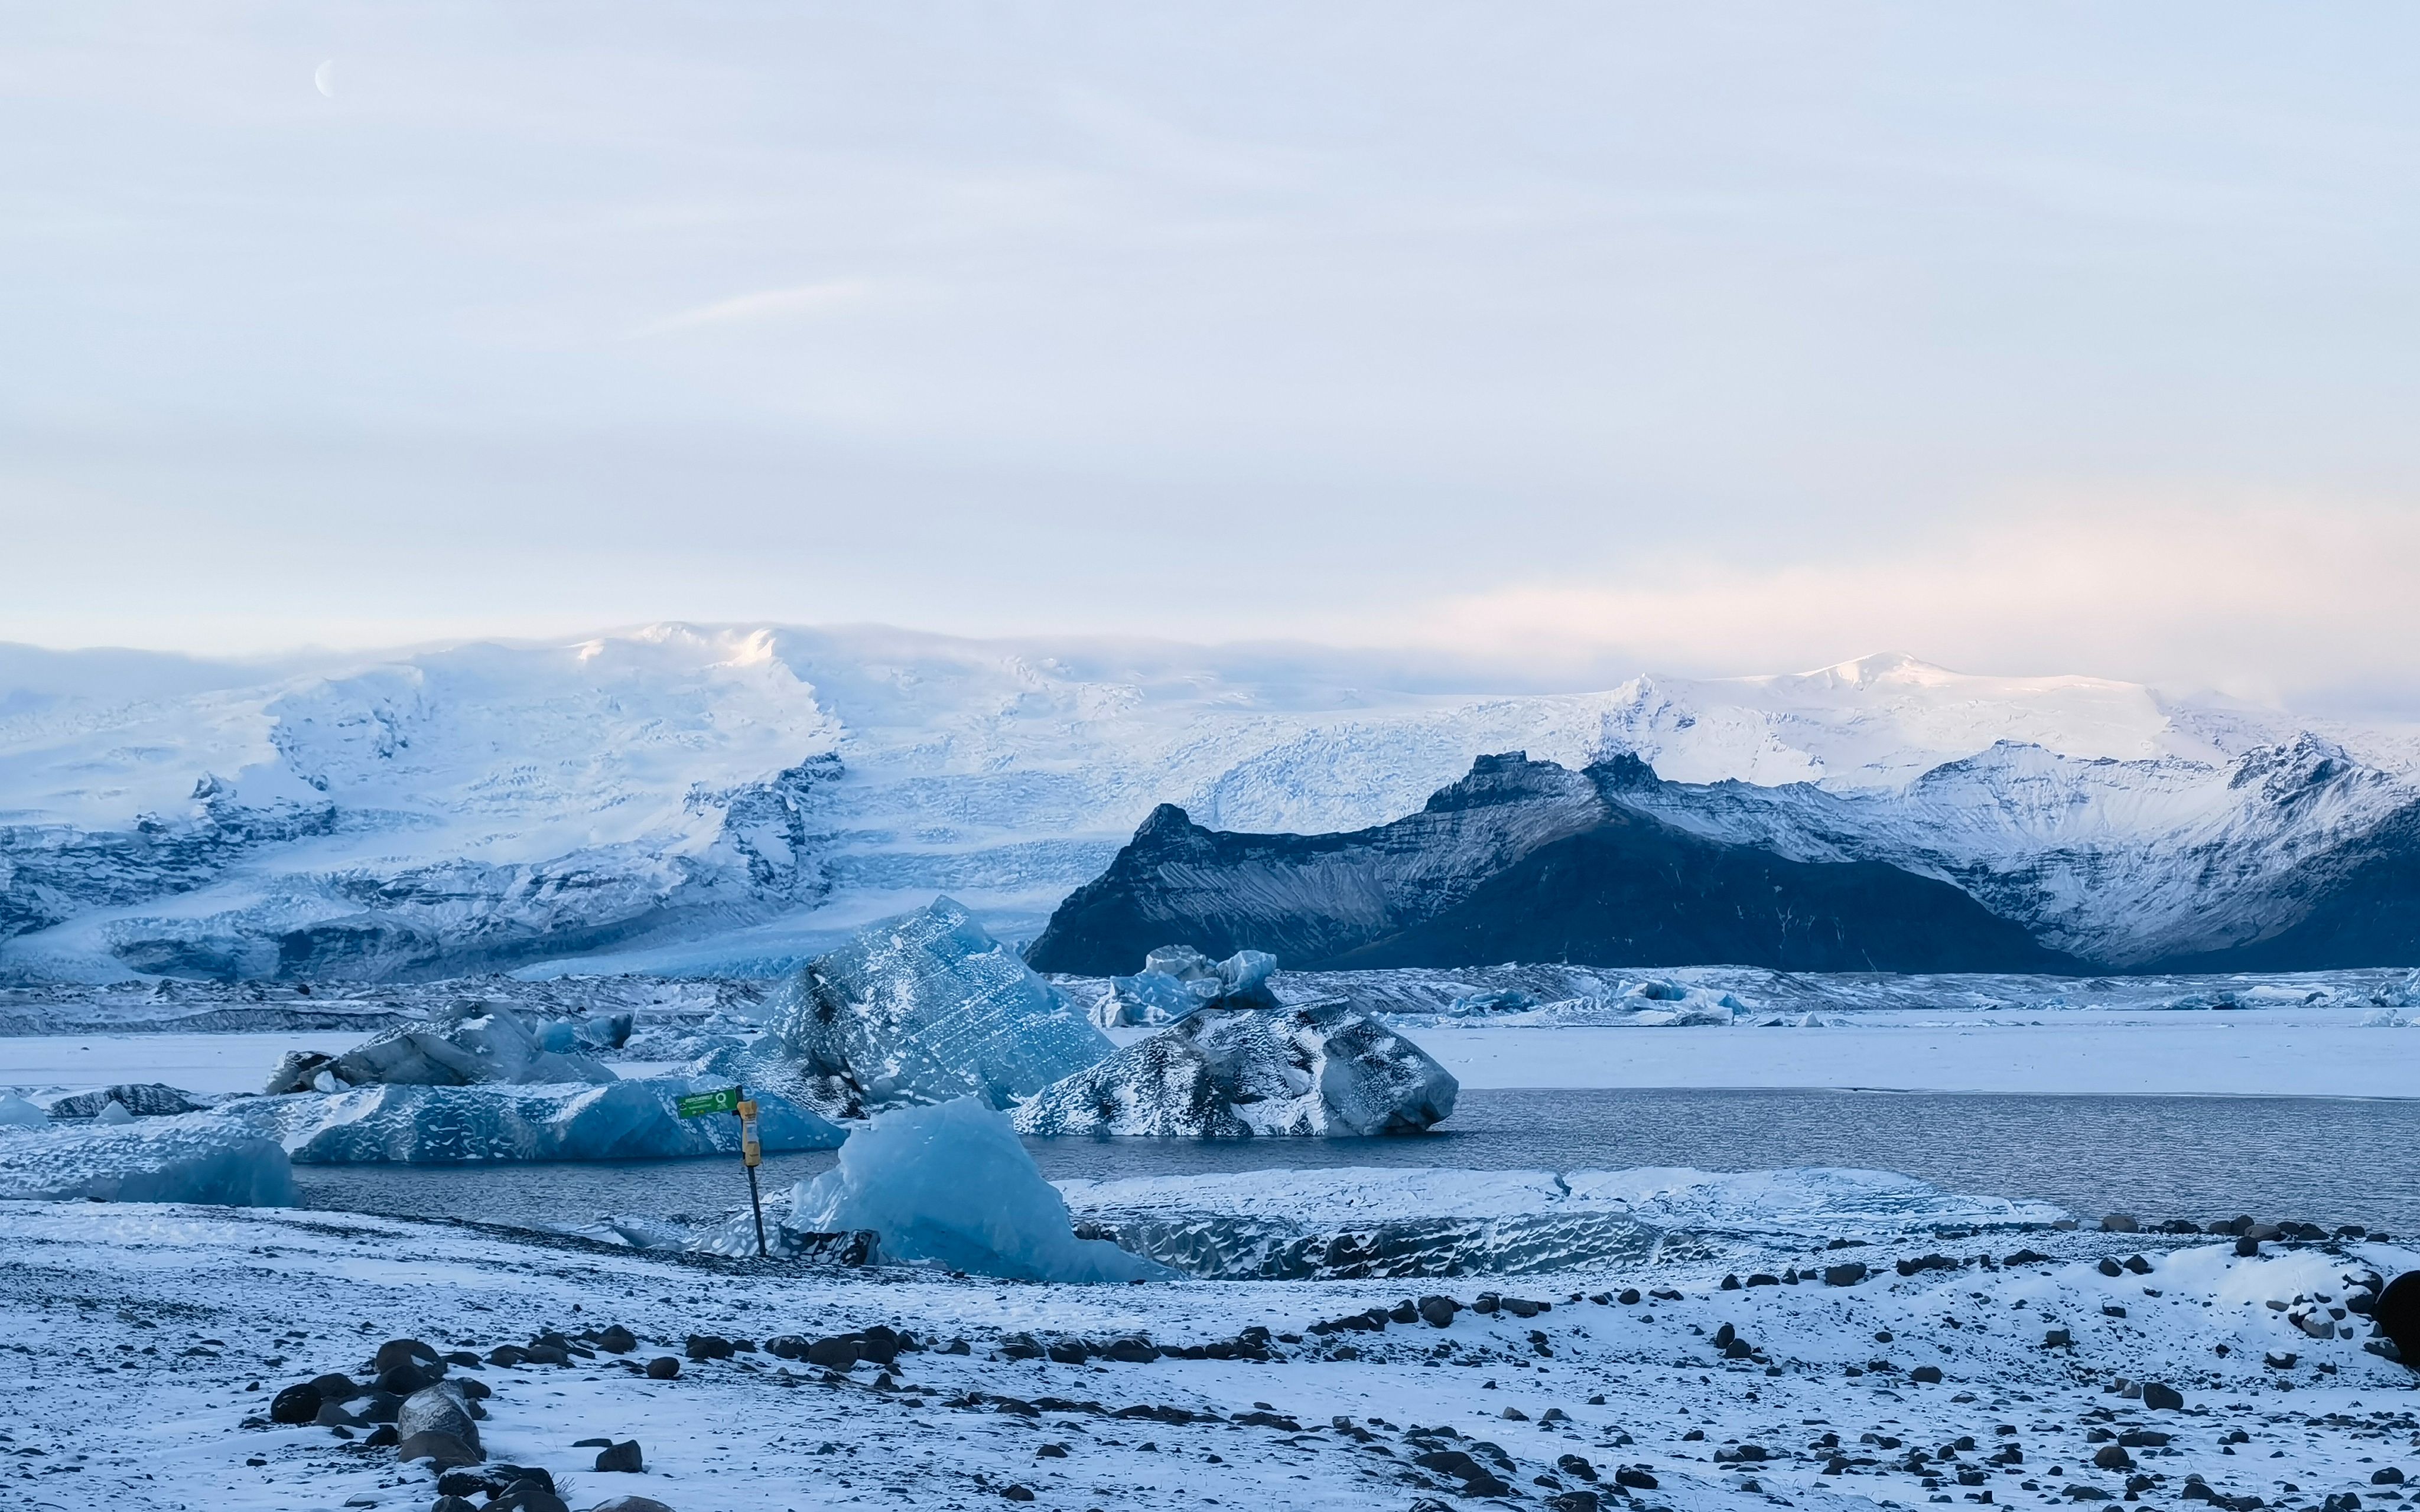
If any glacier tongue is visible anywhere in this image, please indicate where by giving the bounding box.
[0,1116,296,1205]
[755,898,1111,1118]
[1013,1001,1458,1138]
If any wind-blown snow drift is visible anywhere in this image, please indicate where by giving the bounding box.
[783,1099,1172,1282]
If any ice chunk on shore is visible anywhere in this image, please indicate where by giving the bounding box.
[761,898,1111,1117]
[1014,1001,1457,1138]
[0,1117,296,1205]
[1055,1164,2066,1279]
[211,1078,843,1164]
[304,1002,617,1090]
[785,1098,1171,1282]
[0,1093,48,1128]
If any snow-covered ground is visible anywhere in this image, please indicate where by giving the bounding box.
[4,1196,2412,1512]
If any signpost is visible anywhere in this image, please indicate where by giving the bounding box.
[676,1084,767,1257]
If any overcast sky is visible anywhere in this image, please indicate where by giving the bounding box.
[6,4,2420,710]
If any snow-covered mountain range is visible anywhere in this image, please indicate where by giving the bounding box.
[2,627,2415,980]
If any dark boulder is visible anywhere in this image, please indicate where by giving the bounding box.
[2376,1272,2420,1366]
[595,1440,644,1473]
[269,1382,323,1424]
[396,1430,483,1469]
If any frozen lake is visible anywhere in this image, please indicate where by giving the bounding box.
[288,1084,2420,1236]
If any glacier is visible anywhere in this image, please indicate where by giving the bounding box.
[4,628,2419,983]
[779,1098,1173,1282]
[1013,1000,1458,1138]
[206,1079,843,1164]
[0,1116,297,1205]
[745,898,1111,1119]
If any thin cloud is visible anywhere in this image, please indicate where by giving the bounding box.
[632,279,874,337]
[1400,489,2420,708]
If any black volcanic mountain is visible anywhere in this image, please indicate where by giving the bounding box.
[1026,753,2085,975]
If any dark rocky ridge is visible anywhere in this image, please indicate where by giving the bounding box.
[1026,754,2085,975]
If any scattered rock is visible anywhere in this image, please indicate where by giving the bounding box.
[644,1357,680,1380]
[398,1387,481,1454]
[595,1325,637,1354]
[1418,1295,1460,1328]
[2142,1382,2185,1411]
[374,1338,438,1373]
[595,1440,644,1473]
[1823,1263,1869,1287]
[396,1430,483,1469]
[684,1334,734,1361]
[269,1381,322,1424]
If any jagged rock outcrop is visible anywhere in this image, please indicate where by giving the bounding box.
[1027,754,2081,975]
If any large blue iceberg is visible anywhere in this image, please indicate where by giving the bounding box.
[210,1078,843,1164]
[752,898,1113,1117]
[0,1117,297,1205]
[776,1098,1172,1282]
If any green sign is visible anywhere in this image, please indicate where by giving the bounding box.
[675,1087,741,1119]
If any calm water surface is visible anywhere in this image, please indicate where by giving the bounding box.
[290,1087,2420,1236]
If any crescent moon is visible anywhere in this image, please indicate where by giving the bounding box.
[314,60,336,98]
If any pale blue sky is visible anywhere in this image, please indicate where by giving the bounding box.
[5,4,2419,708]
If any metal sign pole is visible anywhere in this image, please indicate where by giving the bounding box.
[737,1087,768,1260]
[676,1083,767,1259]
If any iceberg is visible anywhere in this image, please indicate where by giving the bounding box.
[0,1093,48,1128]
[782,1098,1172,1282]
[757,898,1111,1117]
[209,1078,843,1164]
[45,1083,209,1118]
[1092,944,1280,1027]
[1013,1001,1458,1138]
[297,1002,618,1090]
[0,1117,297,1205]
[1619,979,1744,1026]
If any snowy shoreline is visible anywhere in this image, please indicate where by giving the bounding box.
[5,1199,2412,1512]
